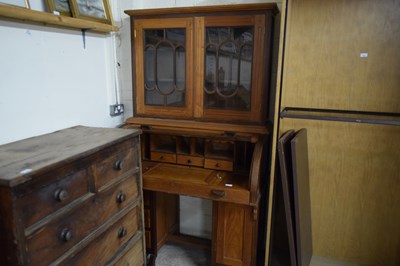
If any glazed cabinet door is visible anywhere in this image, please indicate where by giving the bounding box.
[133,18,194,118]
[194,14,271,123]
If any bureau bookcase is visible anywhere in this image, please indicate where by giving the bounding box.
[125,4,278,265]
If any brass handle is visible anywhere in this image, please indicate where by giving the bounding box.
[54,189,68,202]
[116,192,126,203]
[211,189,225,197]
[216,173,223,180]
[118,227,127,238]
[114,160,124,170]
[60,228,72,242]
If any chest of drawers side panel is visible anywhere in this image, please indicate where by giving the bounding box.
[0,187,25,265]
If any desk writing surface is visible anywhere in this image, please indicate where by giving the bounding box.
[141,161,250,204]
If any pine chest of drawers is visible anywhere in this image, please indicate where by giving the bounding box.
[0,126,145,265]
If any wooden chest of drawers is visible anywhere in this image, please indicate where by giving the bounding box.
[0,126,145,265]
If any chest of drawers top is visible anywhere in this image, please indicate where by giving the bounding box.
[0,126,141,188]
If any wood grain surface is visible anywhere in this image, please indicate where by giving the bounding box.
[280,120,400,266]
[0,126,140,187]
[282,0,400,113]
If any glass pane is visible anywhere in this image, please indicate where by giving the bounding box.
[144,46,156,91]
[204,26,253,111]
[157,43,174,95]
[143,29,186,107]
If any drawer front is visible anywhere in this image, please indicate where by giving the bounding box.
[62,207,140,265]
[114,237,144,266]
[150,151,176,163]
[17,168,89,227]
[26,174,139,265]
[177,155,204,167]
[204,158,233,171]
[95,139,139,189]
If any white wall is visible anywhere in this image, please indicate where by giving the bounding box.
[0,0,125,145]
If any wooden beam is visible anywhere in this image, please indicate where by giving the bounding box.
[0,4,118,33]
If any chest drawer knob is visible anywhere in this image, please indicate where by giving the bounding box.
[118,226,128,238]
[116,192,127,203]
[54,189,68,202]
[114,160,124,171]
[60,228,72,242]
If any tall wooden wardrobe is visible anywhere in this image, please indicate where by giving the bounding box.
[267,0,400,265]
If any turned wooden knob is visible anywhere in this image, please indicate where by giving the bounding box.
[54,189,68,202]
[114,160,124,170]
[118,227,128,238]
[60,228,72,242]
[116,192,126,203]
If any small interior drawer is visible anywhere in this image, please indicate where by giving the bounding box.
[150,151,176,163]
[204,158,233,171]
[17,168,90,228]
[177,155,204,167]
[95,140,139,189]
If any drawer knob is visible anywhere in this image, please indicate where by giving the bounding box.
[54,189,68,202]
[215,163,220,168]
[116,192,126,203]
[211,189,225,197]
[60,228,72,242]
[187,159,192,164]
[118,226,128,238]
[114,160,124,170]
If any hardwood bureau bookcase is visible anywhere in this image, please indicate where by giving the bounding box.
[124,4,278,265]
[0,126,145,265]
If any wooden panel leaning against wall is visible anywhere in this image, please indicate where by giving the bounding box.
[279,0,400,265]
